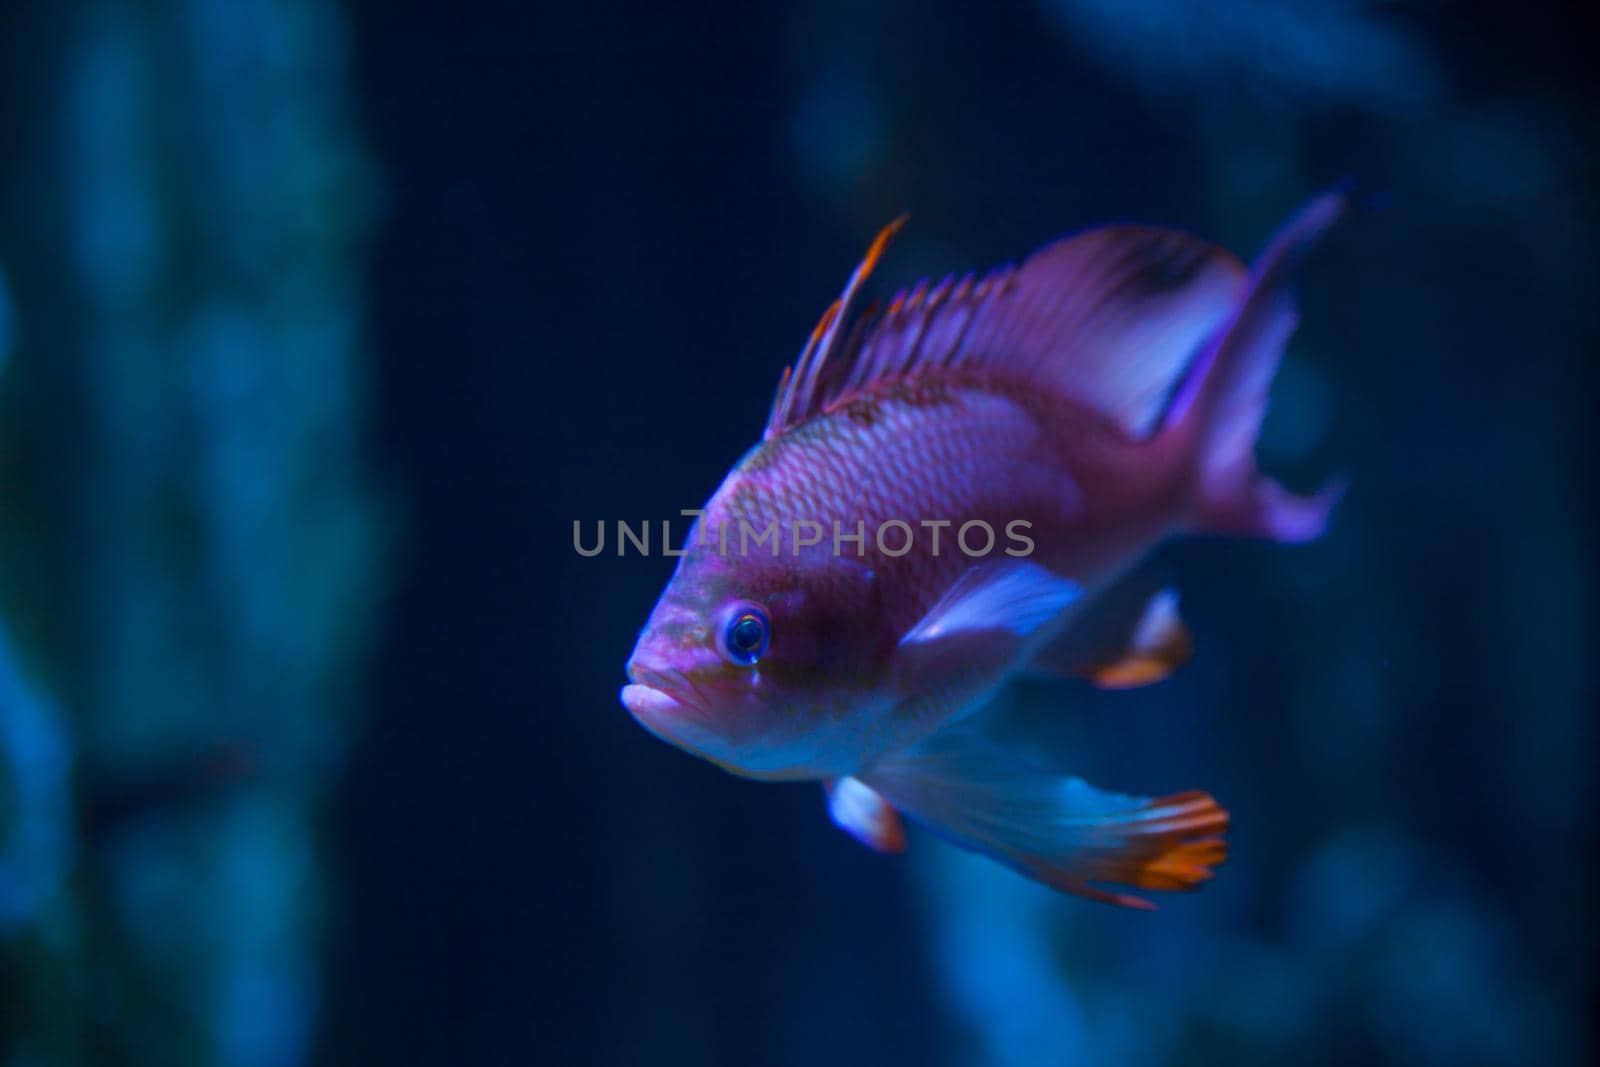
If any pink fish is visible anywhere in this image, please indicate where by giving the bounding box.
[622,194,1344,908]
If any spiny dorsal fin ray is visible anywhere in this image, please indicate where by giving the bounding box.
[764,217,1247,441]
[766,216,905,440]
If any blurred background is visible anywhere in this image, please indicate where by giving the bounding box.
[0,1,1594,1064]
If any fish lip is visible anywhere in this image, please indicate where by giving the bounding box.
[622,663,794,782]
[624,661,707,714]
[622,681,742,774]
[620,682,683,730]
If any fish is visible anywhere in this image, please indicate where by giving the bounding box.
[621,193,1345,908]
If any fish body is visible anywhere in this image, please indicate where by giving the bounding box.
[623,195,1344,907]
[736,378,1185,625]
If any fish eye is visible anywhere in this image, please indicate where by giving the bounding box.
[721,605,770,667]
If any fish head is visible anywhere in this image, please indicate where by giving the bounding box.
[622,517,885,779]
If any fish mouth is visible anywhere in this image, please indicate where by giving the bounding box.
[621,660,801,782]
[620,682,684,726]
[624,662,705,709]
[620,678,724,767]
[621,677,755,779]
[621,660,709,735]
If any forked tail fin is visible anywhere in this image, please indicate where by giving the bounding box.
[1161,192,1347,542]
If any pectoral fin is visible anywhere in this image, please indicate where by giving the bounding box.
[824,777,907,854]
[890,561,1082,727]
[862,730,1227,909]
[1028,583,1192,689]
[900,559,1080,659]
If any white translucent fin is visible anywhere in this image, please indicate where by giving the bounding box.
[863,731,1228,909]
[901,560,1080,647]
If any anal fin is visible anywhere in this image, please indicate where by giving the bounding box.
[1053,790,1229,908]
[862,731,1228,909]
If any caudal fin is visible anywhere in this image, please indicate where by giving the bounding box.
[1162,192,1347,542]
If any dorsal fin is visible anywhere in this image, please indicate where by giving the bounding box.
[764,217,1247,441]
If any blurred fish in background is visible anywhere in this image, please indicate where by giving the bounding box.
[1,0,1595,1066]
